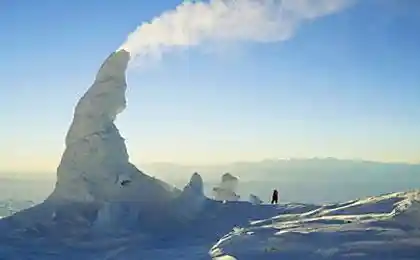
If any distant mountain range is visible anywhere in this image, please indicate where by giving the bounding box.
[1,158,419,204]
[138,158,420,184]
[136,158,420,203]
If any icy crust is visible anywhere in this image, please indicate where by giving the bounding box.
[210,190,420,259]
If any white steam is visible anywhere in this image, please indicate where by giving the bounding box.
[119,0,352,61]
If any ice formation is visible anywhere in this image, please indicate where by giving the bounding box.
[174,172,207,220]
[213,173,240,202]
[249,194,263,205]
[182,172,205,198]
[41,50,178,226]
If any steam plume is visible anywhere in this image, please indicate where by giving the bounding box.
[119,0,353,61]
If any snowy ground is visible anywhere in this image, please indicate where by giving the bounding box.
[210,190,420,260]
[0,199,283,259]
[0,190,419,259]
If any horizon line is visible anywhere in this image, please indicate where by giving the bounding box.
[2,157,419,175]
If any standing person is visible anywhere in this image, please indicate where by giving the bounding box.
[271,189,279,204]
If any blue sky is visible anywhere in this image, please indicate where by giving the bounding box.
[2,0,420,173]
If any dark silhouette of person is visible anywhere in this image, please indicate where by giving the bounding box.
[271,189,279,204]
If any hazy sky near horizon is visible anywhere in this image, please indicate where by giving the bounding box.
[2,0,420,173]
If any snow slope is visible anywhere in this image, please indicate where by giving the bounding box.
[210,190,420,260]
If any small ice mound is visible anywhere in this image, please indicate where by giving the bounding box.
[249,194,263,205]
[213,173,240,202]
[183,172,204,197]
[173,172,207,220]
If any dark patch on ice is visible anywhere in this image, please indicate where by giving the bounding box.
[120,180,131,186]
